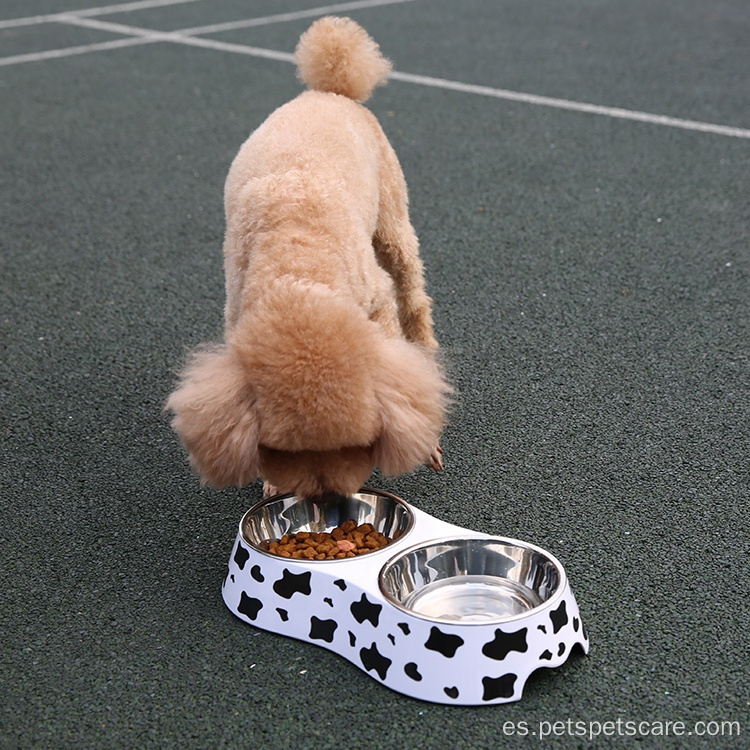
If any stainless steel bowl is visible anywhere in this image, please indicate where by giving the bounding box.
[240,489,414,560]
[379,537,563,624]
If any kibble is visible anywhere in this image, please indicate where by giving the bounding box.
[261,520,391,560]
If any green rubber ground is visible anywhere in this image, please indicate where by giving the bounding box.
[2,1,748,748]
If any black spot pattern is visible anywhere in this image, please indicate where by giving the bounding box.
[573,616,580,632]
[272,569,312,599]
[540,649,553,661]
[230,574,235,583]
[234,543,250,570]
[250,565,264,582]
[398,623,410,635]
[550,600,568,634]
[387,634,395,645]
[404,662,422,681]
[334,579,347,591]
[360,642,391,680]
[237,592,263,621]
[537,624,547,634]
[424,626,464,658]
[350,593,382,627]
[324,597,333,607]
[482,673,517,701]
[277,608,289,622]
[558,642,566,657]
[444,686,459,699]
[348,631,356,647]
[309,616,338,643]
[481,627,528,660]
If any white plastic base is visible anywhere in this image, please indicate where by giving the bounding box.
[222,502,589,705]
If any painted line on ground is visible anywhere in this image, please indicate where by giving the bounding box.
[63,14,297,63]
[390,71,750,140]
[176,0,422,36]
[2,1,748,140]
[0,36,154,67]
[0,0,417,31]
[0,0,206,29]
[0,0,419,67]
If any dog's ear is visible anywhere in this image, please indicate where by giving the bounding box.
[372,338,451,476]
[165,344,261,488]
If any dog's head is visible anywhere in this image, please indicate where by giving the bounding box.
[166,283,450,495]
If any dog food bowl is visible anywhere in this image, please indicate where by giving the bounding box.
[241,489,414,558]
[223,490,588,705]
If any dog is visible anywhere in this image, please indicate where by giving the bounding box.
[166,16,451,499]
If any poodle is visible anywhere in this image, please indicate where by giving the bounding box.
[166,16,451,499]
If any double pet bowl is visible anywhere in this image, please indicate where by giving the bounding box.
[223,490,589,705]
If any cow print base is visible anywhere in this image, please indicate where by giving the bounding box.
[222,503,589,705]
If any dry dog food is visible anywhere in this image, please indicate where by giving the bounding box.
[261,520,391,560]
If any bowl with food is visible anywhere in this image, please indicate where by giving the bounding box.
[222,490,588,705]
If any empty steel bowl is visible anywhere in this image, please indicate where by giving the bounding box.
[379,537,564,624]
[240,489,414,560]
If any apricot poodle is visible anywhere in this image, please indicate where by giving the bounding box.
[166,16,451,499]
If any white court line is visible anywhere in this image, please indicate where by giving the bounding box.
[0,36,155,67]
[0,0,411,67]
[0,0,205,29]
[0,0,415,31]
[56,14,295,62]
[72,0,206,17]
[162,34,296,63]
[61,14,296,64]
[176,0,422,36]
[0,13,179,67]
[0,0,418,67]
[2,1,749,140]
[55,0,420,39]
[390,71,750,140]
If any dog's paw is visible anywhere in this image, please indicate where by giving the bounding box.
[262,481,279,499]
[426,444,444,472]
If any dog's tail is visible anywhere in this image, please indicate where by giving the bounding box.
[294,16,392,102]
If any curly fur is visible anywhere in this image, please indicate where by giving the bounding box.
[295,16,392,102]
[166,16,451,498]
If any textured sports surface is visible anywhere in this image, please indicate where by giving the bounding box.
[2,1,747,747]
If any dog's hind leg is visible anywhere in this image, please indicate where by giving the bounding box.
[372,141,438,353]
[371,136,447,471]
